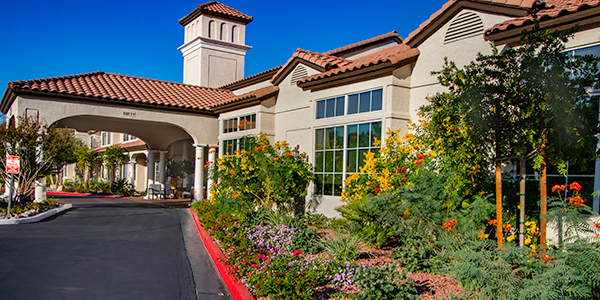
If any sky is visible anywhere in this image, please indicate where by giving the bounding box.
[0,0,451,89]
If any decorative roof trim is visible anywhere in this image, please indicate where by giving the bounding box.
[404,0,534,47]
[179,1,253,26]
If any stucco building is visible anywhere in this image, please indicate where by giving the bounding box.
[2,0,600,216]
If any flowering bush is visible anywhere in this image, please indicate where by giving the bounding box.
[209,133,314,209]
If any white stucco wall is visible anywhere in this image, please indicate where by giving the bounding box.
[409,9,518,123]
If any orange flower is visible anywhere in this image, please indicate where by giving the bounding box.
[238,124,245,129]
[366,181,372,185]
[551,184,565,192]
[232,193,239,199]
[595,222,600,229]
[415,160,422,165]
[443,219,457,231]
[254,146,262,151]
[229,170,235,175]
[285,152,293,157]
[488,219,498,226]
[417,154,426,159]
[210,182,218,187]
[246,122,252,126]
[273,157,279,161]
[569,181,582,192]
[401,177,406,182]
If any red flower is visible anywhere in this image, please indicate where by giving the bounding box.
[415,160,422,165]
[381,175,385,178]
[395,168,400,172]
[401,177,406,182]
[375,188,380,193]
[414,146,420,150]
[402,167,407,172]
[417,154,426,159]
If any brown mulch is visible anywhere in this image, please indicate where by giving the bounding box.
[309,227,464,300]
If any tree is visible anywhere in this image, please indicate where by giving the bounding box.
[102,145,125,189]
[420,24,600,249]
[0,115,82,200]
[74,145,98,187]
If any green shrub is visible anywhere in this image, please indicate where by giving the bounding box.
[320,234,362,261]
[303,212,330,228]
[355,262,419,300]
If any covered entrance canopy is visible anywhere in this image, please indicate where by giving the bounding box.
[0,71,237,200]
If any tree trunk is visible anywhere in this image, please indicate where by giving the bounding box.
[520,158,526,247]
[496,159,503,247]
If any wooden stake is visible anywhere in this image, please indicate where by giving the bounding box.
[496,159,503,247]
[520,158,526,247]
[540,147,547,257]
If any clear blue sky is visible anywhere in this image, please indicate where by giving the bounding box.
[0,0,451,89]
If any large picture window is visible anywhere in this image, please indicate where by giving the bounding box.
[223,114,257,133]
[314,121,382,196]
[315,88,382,119]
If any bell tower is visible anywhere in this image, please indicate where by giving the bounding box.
[178,1,253,88]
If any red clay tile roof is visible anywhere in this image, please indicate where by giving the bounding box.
[218,65,282,90]
[271,49,352,85]
[95,139,147,152]
[179,1,253,26]
[323,31,403,57]
[297,44,420,87]
[212,85,279,109]
[404,0,535,46]
[6,71,234,111]
[485,0,600,38]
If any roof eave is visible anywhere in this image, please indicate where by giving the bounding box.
[406,0,531,48]
[219,66,281,91]
[485,7,600,45]
[0,86,17,115]
[298,56,418,91]
[179,5,253,26]
[211,89,279,114]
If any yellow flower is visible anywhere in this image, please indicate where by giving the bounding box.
[507,235,516,242]
[525,238,532,245]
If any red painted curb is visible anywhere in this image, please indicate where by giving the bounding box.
[47,191,125,198]
[188,207,256,300]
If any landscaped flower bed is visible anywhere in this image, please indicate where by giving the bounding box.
[0,197,60,219]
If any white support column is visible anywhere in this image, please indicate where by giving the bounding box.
[206,146,217,197]
[102,162,109,181]
[145,150,157,198]
[158,151,168,190]
[182,141,192,187]
[194,144,205,201]
[128,161,136,186]
[34,177,46,203]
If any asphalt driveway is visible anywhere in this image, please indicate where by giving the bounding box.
[0,197,231,300]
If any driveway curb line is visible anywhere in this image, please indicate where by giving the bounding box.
[188,207,255,300]
[0,203,73,225]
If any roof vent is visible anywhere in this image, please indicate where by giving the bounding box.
[444,11,484,44]
[290,64,308,86]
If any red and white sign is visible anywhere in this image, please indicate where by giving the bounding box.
[6,155,20,174]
